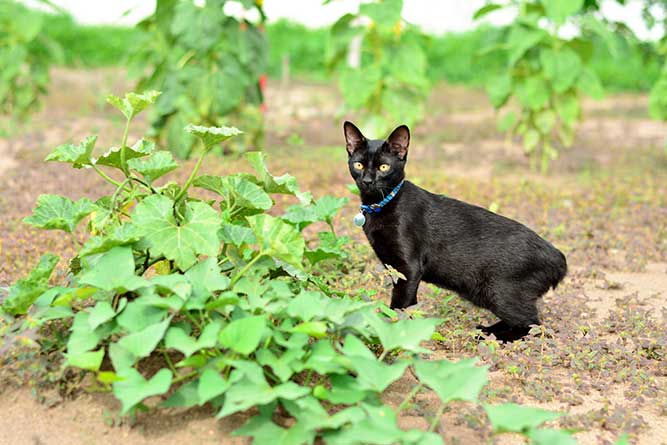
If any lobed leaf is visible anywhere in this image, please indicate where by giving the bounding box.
[107,91,161,120]
[24,195,97,233]
[128,150,178,183]
[94,138,155,169]
[246,151,312,204]
[247,214,305,267]
[133,195,221,270]
[184,124,242,150]
[45,135,96,168]
[2,254,59,315]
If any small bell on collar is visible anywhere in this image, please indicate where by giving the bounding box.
[353,212,366,227]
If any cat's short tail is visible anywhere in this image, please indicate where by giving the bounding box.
[547,249,568,290]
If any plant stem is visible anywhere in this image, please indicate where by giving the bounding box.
[327,220,337,237]
[111,177,132,212]
[174,149,207,203]
[230,253,264,287]
[172,370,197,384]
[129,175,155,193]
[303,369,314,386]
[119,117,132,176]
[428,404,446,433]
[396,383,422,414]
[162,350,177,374]
[185,312,203,331]
[91,163,122,188]
[378,349,389,361]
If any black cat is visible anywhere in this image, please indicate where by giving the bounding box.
[344,121,567,341]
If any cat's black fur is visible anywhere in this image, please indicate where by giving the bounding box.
[344,121,567,341]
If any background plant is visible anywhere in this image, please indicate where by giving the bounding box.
[0,89,583,443]
[327,0,431,135]
[0,0,62,133]
[127,0,267,159]
[478,0,617,172]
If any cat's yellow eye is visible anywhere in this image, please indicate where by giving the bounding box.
[353,162,364,170]
[379,164,391,172]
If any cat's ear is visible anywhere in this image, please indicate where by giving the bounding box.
[343,121,366,156]
[386,124,410,160]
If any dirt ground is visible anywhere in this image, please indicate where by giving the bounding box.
[0,68,666,444]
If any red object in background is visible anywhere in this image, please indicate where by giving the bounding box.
[259,74,267,112]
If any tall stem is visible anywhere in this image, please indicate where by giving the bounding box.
[230,253,264,287]
[119,117,132,176]
[174,149,206,203]
[92,163,122,188]
[396,383,423,414]
[111,177,132,212]
[428,404,446,432]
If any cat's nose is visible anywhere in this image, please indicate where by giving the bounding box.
[362,177,374,185]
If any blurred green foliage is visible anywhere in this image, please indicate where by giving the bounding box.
[127,0,267,159]
[38,14,140,67]
[0,1,62,128]
[39,13,661,94]
[326,0,431,135]
[479,0,615,172]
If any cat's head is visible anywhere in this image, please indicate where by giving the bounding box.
[343,121,409,200]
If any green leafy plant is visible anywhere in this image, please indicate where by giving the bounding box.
[327,0,430,135]
[128,0,267,159]
[0,1,62,132]
[1,90,579,443]
[478,0,613,172]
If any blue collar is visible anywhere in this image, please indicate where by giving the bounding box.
[360,181,404,214]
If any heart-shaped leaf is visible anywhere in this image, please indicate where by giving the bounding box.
[198,368,239,405]
[528,428,577,445]
[219,315,266,355]
[414,358,489,404]
[366,316,442,354]
[111,318,171,369]
[65,349,105,371]
[218,378,309,419]
[161,380,199,408]
[347,356,409,393]
[165,320,222,357]
[78,246,149,292]
[233,414,315,445]
[484,403,562,433]
[113,368,172,414]
[67,312,114,355]
[87,301,117,330]
[314,374,368,405]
